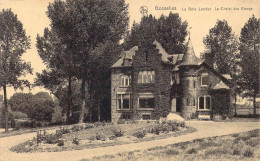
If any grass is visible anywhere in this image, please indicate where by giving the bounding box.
[81,129,260,161]
[11,122,196,153]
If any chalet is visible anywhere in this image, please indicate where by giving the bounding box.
[111,37,233,123]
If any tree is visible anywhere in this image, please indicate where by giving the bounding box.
[36,26,77,123]
[88,41,123,122]
[124,12,188,54]
[203,20,240,75]
[239,15,260,116]
[8,93,33,113]
[0,9,32,132]
[47,0,129,123]
[9,92,55,122]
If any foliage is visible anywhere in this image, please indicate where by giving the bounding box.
[71,125,85,132]
[9,92,55,122]
[0,9,32,131]
[187,148,197,154]
[112,128,123,137]
[239,15,260,115]
[73,136,80,145]
[133,129,147,138]
[45,0,129,123]
[96,133,106,141]
[203,20,240,75]
[57,139,65,146]
[243,147,254,157]
[124,12,188,54]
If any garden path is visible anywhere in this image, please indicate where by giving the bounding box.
[0,121,259,161]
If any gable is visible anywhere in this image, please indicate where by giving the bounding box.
[198,62,232,88]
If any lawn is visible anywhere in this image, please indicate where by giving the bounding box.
[11,121,196,153]
[81,129,260,161]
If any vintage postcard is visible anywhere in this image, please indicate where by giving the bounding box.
[0,0,259,161]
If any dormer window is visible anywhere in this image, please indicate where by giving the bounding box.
[201,73,209,86]
[121,75,131,87]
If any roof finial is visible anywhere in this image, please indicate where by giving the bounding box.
[188,27,192,40]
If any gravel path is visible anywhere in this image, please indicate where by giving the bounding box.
[0,121,259,161]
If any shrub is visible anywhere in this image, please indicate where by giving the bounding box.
[72,125,84,132]
[180,121,186,127]
[109,136,116,140]
[187,148,197,154]
[232,148,241,155]
[94,122,102,127]
[117,119,125,124]
[85,124,95,129]
[205,148,229,156]
[45,134,61,144]
[57,139,65,146]
[73,137,80,145]
[248,130,259,138]
[51,109,65,125]
[243,148,254,157]
[154,127,160,135]
[165,149,179,155]
[112,128,123,137]
[133,129,147,138]
[96,133,106,140]
[232,133,239,137]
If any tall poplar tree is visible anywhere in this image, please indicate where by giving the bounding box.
[0,9,32,132]
[239,15,260,115]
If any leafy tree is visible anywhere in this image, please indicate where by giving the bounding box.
[9,92,55,122]
[89,41,123,121]
[0,9,32,132]
[36,26,77,123]
[8,93,33,113]
[239,15,260,115]
[47,0,129,123]
[124,12,188,54]
[203,20,240,75]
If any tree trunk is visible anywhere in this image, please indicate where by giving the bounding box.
[79,77,86,123]
[3,84,8,132]
[66,76,72,124]
[97,96,100,122]
[253,92,256,116]
[234,93,237,116]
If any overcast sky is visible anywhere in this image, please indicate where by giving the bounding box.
[0,0,259,98]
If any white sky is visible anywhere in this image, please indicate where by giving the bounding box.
[0,0,259,98]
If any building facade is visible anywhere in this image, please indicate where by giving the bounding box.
[111,38,233,123]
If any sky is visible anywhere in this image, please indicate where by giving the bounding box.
[0,0,259,98]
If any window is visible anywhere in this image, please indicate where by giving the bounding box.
[138,94,155,109]
[193,80,196,88]
[198,96,211,110]
[121,75,131,87]
[117,93,131,110]
[142,115,151,120]
[201,73,209,86]
[138,71,155,83]
[171,73,180,85]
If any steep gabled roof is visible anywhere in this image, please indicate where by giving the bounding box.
[153,40,170,63]
[179,38,202,66]
[111,46,138,68]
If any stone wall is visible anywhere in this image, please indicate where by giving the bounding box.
[111,68,133,123]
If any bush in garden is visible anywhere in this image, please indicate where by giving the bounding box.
[180,121,186,127]
[96,133,106,140]
[154,127,160,135]
[243,148,254,157]
[72,125,84,132]
[45,134,61,144]
[112,128,123,137]
[73,137,80,145]
[85,124,95,129]
[109,135,116,140]
[133,129,147,138]
[117,119,126,124]
[57,139,65,146]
